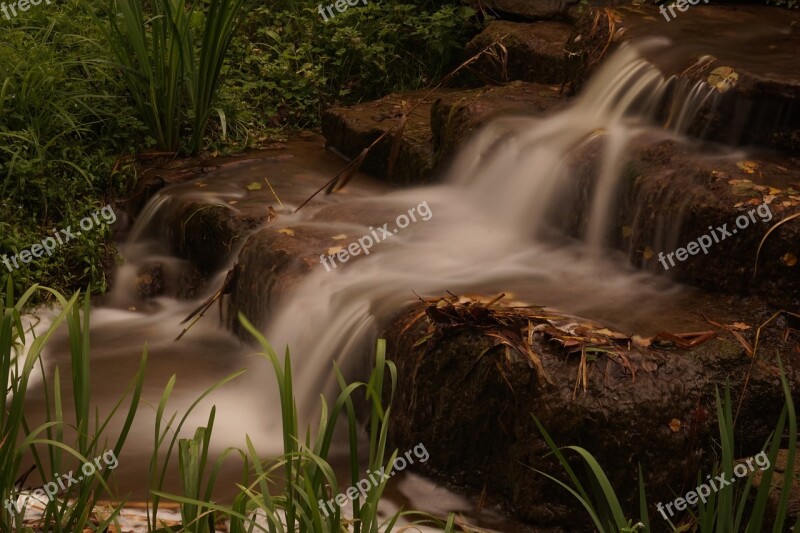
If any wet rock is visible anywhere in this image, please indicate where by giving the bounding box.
[381,296,798,527]
[464,21,572,85]
[321,89,457,185]
[165,202,264,274]
[136,264,165,299]
[431,81,566,165]
[570,133,800,309]
[565,5,800,154]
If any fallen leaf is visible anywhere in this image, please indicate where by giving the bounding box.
[278,228,295,236]
[763,195,776,204]
[326,246,343,255]
[732,182,758,196]
[331,234,348,240]
[707,66,739,93]
[246,182,263,190]
[782,252,798,267]
[643,246,654,260]
[736,161,759,174]
[729,322,750,331]
[669,418,682,432]
[622,226,632,238]
[632,334,652,348]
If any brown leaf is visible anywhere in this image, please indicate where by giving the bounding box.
[782,252,798,267]
[669,418,682,432]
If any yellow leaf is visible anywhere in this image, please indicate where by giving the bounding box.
[622,226,632,238]
[331,234,348,240]
[736,161,759,174]
[669,419,681,432]
[278,228,295,236]
[327,246,343,255]
[708,66,739,93]
[782,253,798,267]
[246,182,263,191]
[643,246,654,260]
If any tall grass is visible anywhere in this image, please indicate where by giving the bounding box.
[156,315,457,532]
[100,0,244,154]
[532,363,800,532]
[1,282,145,532]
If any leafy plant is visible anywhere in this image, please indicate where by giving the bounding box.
[100,0,245,154]
[1,283,145,532]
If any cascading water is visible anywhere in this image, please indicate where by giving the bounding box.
[23,37,740,528]
[263,39,727,414]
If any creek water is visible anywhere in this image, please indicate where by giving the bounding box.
[22,39,753,531]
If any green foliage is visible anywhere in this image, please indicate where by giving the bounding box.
[100,0,245,154]
[532,365,800,532]
[220,0,478,132]
[0,3,146,301]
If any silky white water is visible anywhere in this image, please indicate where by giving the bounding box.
[22,38,729,530]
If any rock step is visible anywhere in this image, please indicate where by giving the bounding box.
[322,82,566,184]
[566,5,800,154]
[463,20,574,86]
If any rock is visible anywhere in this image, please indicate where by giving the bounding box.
[321,89,456,185]
[565,5,800,154]
[464,21,572,85]
[136,264,165,299]
[431,81,566,165]
[381,295,797,527]
[323,84,567,185]
[570,133,800,309]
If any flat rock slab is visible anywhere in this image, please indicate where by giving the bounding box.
[321,89,460,186]
[464,20,573,85]
[323,83,566,185]
[431,81,566,164]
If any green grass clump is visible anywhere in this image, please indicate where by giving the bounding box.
[1,283,145,532]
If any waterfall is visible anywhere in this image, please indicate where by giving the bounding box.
[262,39,720,416]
